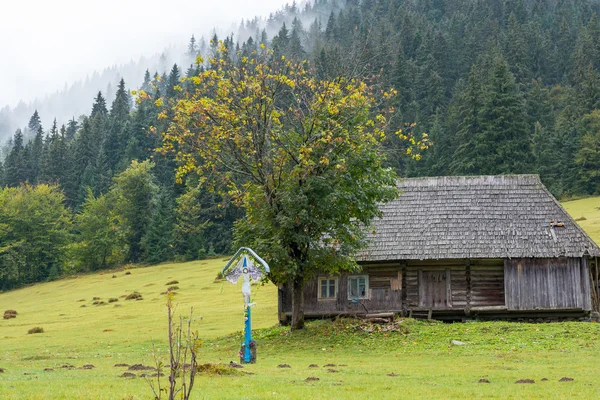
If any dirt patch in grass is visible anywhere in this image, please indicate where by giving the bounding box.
[44,368,53,372]
[323,364,336,367]
[278,364,291,368]
[309,364,318,368]
[327,369,338,373]
[114,363,130,367]
[516,379,535,384]
[128,364,155,371]
[575,216,587,221]
[478,379,490,383]
[108,298,119,303]
[166,280,179,285]
[21,355,51,361]
[305,377,319,382]
[3,310,17,319]
[559,377,574,382]
[79,364,95,370]
[27,327,44,334]
[120,372,136,378]
[103,329,114,332]
[92,297,100,300]
[125,271,131,275]
[60,364,75,370]
[0,368,5,373]
[77,299,85,302]
[125,292,142,300]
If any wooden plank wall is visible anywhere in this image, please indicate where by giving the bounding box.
[505,258,592,311]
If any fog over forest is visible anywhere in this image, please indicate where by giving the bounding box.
[0,0,297,143]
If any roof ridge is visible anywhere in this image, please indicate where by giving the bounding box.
[398,174,541,187]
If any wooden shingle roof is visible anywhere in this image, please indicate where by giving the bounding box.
[361,175,600,262]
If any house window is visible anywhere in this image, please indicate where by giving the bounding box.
[319,278,337,299]
[348,275,369,299]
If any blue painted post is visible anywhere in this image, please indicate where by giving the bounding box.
[244,302,252,363]
[243,257,252,363]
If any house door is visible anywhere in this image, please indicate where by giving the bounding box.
[419,270,451,309]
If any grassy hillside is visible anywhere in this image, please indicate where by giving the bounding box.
[562,196,600,244]
[1,198,600,399]
[0,259,278,399]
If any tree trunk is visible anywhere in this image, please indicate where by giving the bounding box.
[291,276,305,330]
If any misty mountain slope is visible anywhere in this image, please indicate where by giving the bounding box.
[4,0,600,291]
[0,1,337,143]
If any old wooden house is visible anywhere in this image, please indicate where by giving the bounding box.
[279,175,600,321]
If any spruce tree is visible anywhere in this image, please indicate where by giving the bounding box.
[477,56,531,174]
[4,129,26,187]
[142,187,175,264]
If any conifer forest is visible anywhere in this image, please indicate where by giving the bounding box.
[2,0,600,289]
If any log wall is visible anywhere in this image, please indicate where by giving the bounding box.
[279,257,591,318]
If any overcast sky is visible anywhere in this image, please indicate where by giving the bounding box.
[0,0,291,107]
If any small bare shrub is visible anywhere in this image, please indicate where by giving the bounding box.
[125,292,142,300]
[145,293,201,400]
[28,327,44,334]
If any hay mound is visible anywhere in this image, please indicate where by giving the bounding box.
[3,310,17,319]
[125,292,142,301]
[128,364,155,371]
[197,363,245,376]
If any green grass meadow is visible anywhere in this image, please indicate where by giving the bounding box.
[1,198,600,399]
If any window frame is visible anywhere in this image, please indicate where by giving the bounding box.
[348,275,369,300]
[317,277,338,300]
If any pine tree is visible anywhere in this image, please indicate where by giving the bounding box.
[187,35,198,58]
[66,118,78,142]
[166,64,181,99]
[142,187,175,264]
[26,110,42,138]
[91,92,108,118]
[450,64,485,174]
[26,125,44,183]
[4,129,26,187]
[575,110,600,194]
[476,56,531,174]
